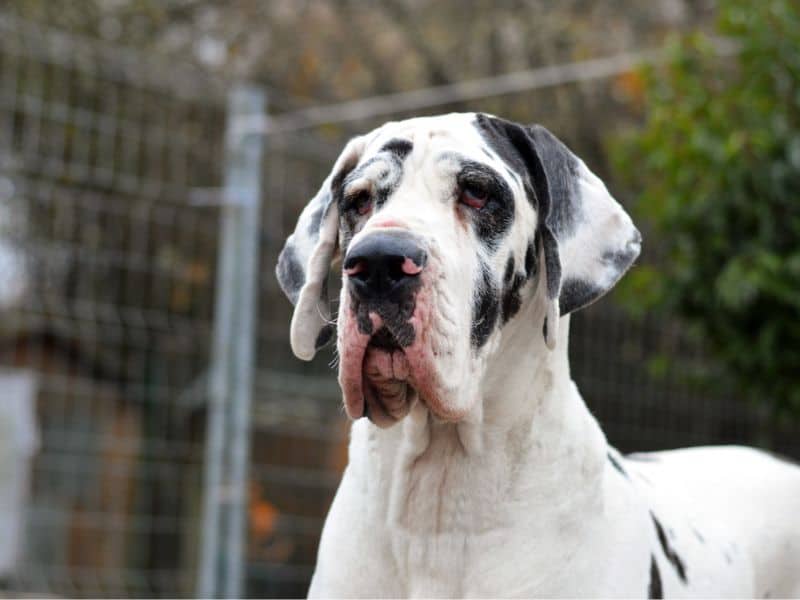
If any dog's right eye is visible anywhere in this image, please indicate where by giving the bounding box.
[459,185,489,210]
[345,190,372,215]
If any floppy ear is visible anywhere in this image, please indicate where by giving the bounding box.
[275,137,365,360]
[476,115,641,348]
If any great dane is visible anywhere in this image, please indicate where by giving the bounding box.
[276,113,800,598]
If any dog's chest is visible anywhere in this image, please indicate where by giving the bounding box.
[378,425,602,597]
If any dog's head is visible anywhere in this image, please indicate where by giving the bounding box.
[276,113,640,427]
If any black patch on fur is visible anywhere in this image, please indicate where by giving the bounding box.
[649,555,663,599]
[559,277,603,315]
[456,159,515,251]
[504,256,515,284]
[349,283,418,348]
[315,324,335,350]
[652,513,688,583]
[524,240,537,279]
[607,452,630,480]
[474,114,593,327]
[540,227,561,303]
[501,271,525,324]
[275,244,305,305]
[331,153,363,252]
[603,239,640,271]
[474,113,581,238]
[475,114,529,177]
[337,142,411,238]
[525,124,582,239]
[471,260,499,348]
[381,138,413,160]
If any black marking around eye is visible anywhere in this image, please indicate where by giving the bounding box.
[471,260,499,349]
[648,555,663,599]
[457,159,514,251]
[607,451,630,480]
[651,513,688,583]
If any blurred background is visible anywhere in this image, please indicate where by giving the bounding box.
[0,0,797,597]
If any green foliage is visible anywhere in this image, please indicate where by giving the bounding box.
[612,0,800,419]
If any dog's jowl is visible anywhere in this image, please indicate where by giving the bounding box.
[276,113,800,598]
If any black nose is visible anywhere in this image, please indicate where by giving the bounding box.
[343,232,427,301]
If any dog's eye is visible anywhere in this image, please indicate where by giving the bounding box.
[346,190,372,215]
[459,185,488,209]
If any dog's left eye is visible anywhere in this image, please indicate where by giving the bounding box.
[346,191,372,215]
[459,185,488,209]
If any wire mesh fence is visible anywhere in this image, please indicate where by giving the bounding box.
[0,11,798,600]
[0,13,228,597]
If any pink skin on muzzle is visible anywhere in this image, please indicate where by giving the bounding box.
[337,273,455,427]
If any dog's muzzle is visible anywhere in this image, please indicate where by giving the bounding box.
[339,230,432,427]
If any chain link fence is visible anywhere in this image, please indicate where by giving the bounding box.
[0,12,798,599]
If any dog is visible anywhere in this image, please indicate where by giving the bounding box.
[276,113,800,598]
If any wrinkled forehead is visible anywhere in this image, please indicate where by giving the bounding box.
[355,112,515,179]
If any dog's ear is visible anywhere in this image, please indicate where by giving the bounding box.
[476,115,641,348]
[276,136,366,360]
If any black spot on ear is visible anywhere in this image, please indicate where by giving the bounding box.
[474,114,528,179]
[474,114,583,239]
[380,138,413,160]
[540,227,561,302]
[559,278,603,315]
[276,244,305,305]
[524,240,537,279]
[649,555,663,599]
[652,513,688,583]
[607,451,630,480]
[315,324,335,350]
[525,124,582,239]
[471,261,499,349]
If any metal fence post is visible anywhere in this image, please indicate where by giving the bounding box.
[197,84,265,599]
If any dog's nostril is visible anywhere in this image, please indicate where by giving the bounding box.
[344,258,367,278]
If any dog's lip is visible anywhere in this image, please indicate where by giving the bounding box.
[359,333,414,427]
[338,318,417,425]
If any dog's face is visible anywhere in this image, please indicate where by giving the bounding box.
[277,113,640,427]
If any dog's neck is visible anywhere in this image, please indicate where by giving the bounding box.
[349,300,608,540]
